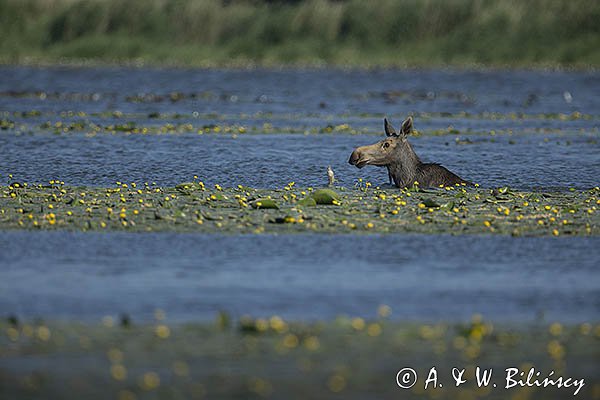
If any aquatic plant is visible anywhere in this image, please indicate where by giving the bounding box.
[1,181,597,236]
[0,314,597,398]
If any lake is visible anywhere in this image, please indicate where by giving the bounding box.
[0,66,598,323]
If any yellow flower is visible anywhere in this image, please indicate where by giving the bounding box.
[36,326,51,341]
[283,334,299,348]
[547,340,564,360]
[155,324,170,339]
[367,323,382,337]
[111,364,127,381]
[140,372,160,390]
[378,304,392,317]
[549,322,563,336]
[269,316,287,333]
[351,318,365,330]
[304,336,320,351]
[328,374,346,393]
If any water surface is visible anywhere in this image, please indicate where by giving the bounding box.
[0,232,597,323]
[1,67,598,324]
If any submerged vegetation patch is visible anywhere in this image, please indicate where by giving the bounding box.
[0,108,597,137]
[0,315,598,399]
[1,178,598,236]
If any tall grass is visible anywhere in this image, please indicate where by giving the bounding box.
[1,0,599,67]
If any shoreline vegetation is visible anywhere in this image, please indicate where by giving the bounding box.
[1,0,599,69]
[0,316,598,399]
[1,181,598,236]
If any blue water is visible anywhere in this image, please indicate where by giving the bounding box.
[2,67,600,116]
[0,132,598,189]
[1,67,598,189]
[0,232,598,323]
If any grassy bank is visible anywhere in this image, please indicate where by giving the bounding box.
[1,181,598,235]
[1,317,598,399]
[1,0,599,68]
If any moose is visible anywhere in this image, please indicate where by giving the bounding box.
[348,116,471,188]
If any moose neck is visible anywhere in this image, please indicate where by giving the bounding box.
[388,139,422,187]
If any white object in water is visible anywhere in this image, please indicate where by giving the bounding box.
[563,91,573,103]
[327,166,335,186]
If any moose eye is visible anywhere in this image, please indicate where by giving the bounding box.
[383,142,390,149]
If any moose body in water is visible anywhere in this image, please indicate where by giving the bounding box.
[348,117,471,188]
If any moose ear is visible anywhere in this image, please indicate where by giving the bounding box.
[400,116,413,136]
[384,118,397,137]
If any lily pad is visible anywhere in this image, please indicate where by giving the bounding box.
[421,198,440,208]
[311,189,340,205]
[251,199,279,209]
[297,197,317,207]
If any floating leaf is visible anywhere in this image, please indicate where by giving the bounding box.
[421,198,440,208]
[251,199,278,209]
[311,189,340,205]
[297,197,317,207]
